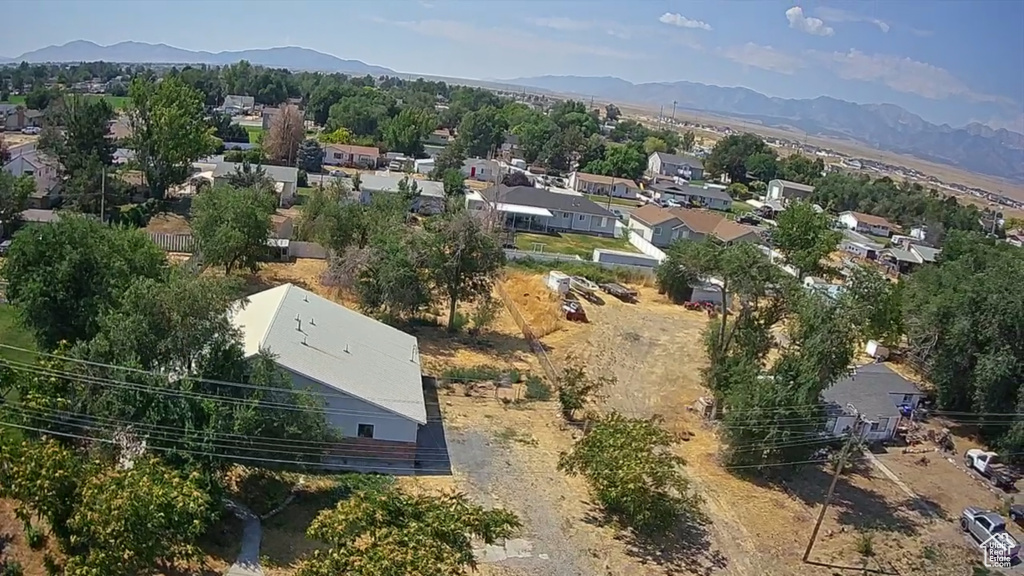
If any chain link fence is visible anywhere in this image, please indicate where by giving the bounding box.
[494,281,560,385]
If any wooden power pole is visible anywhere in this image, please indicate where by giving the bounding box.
[802,422,863,562]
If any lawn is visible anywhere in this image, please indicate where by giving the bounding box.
[244,125,264,144]
[731,200,755,214]
[514,232,635,258]
[584,194,640,208]
[0,93,128,109]
[0,305,36,365]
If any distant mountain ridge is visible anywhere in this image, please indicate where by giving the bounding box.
[504,75,1024,184]
[7,40,395,76]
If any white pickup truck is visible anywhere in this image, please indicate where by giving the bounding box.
[961,507,1021,560]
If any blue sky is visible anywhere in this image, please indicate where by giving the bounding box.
[3,0,1022,131]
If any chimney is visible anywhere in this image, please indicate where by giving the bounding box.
[302,335,308,346]
[295,315,302,331]
[309,317,315,326]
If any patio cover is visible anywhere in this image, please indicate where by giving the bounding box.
[495,203,554,218]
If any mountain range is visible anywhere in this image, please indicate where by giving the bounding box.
[2,40,395,76]
[2,41,1021,183]
[503,76,1024,184]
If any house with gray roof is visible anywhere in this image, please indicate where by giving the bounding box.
[647,152,704,181]
[880,242,941,275]
[823,363,925,442]
[649,181,732,211]
[212,162,298,206]
[767,179,815,202]
[230,284,427,469]
[356,173,447,214]
[469,185,617,236]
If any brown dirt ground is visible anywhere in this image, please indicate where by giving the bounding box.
[145,213,192,235]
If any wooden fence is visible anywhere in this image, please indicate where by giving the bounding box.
[494,280,559,384]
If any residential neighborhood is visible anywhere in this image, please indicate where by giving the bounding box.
[0,20,1022,576]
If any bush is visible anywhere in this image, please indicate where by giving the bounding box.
[524,375,552,401]
[297,169,308,188]
[448,310,471,332]
[469,297,501,334]
[441,365,523,385]
[855,531,875,558]
[327,473,395,502]
[0,559,24,576]
[25,522,45,550]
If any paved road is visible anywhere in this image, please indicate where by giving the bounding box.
[225,500,264,576]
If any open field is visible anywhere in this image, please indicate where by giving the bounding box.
[610,102,1024,202]
[514,231,635,258]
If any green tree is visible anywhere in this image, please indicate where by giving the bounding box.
[39,95,117,213]
[583,142,645,180]
[423,210,505,330]
[24,85,58,111]
[704,133,771,184]
[744,152,779,183]
[778,154,825,185]
[318,126,353,144]
[559,412,703,536]
[443,168,467,210]
[1,215,166,348]
[0,436,85,547]
[555,359,609,421]
[842,264,904,346]
[604,103,621,121]
[727,183,749,200]
[455,106,507,158]
[297,180,358,249]
[355,230,431,320]
[65,458,215,576]
[643,136,668,155]
[206,112,249,143]
[383,107,435,156]
[430,141,468,180]
[681,130,696,152]
[299,488,520,576]
[223,160,274,191]
[191,184,276,274]
[770,201,841,278]
[0,171,33,235]
[126,76,215,200]
[296,138,324,174]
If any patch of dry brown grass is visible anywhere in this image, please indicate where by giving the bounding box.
[499,271,563,338]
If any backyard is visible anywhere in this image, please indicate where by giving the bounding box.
[244,125,264,143]
[514,231,636,258]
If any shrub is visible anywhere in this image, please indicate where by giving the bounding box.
[24,522,45,550]
[448,310,471,332]
[469,296,501,334]
[524,375,552,401]
[507,258,649,285]
[0,559,24,576]
[297,169,309,188]
[855,531,875,558]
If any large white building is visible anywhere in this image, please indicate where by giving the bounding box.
[230,284,427,470]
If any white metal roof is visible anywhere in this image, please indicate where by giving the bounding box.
[494,202,554,217]
[230,284,427,425]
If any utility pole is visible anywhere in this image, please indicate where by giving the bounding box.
[802,422,864,562]
[672,100,677,123]
[659,105,664,127]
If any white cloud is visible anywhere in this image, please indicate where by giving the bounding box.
[785,7,835,37]
[659,12,713,31]
[909,27,935,37]
[808,49,1011,103]
[719,43,805,75]
[815,7,889,33]
[381,18,641,60]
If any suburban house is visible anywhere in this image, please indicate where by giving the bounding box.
[468,185,617,236]
[261,107,277,130]
[324,144,380,169]
[462,158,500,182]
[839,211,899,238]
[766,179,815,202]
[0,105,44,132]
[230,284,427,470]
[356,173,447,215]
[648,180,732,211]
[840,229,885,260]
[222,95,255,115]
[823,363,925,442]
[879,243,941,275]
[628,204,761,247]
[424,128,452,146]
[647,152,705,181]
[3,147,61,209]
[499,133,521,159]
[211,162,299,207]
[567,172,641,199]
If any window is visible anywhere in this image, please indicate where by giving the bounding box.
[357,424,375,439]
[577,213,586,221]
[654,227,663,236]
[561,211,570,219]
[901,394,914,403]
[333,152,342,159]
[23,170,34,176]
[599,217,608,228]
[869,421,880,432]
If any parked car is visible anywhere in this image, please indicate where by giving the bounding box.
[1010,504,1024,526]
[0,240,11,256]
[21,126,41,135]
[961,507,1021,559]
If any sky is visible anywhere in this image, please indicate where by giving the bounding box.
[3,0,1023,131]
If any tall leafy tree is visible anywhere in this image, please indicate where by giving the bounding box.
[296,138,324,173]
[383,107,435,156]
[770,200,841,278]
[191,184,276,274]
[1,215,166,349]
[559,412,703,536]
[39,94,117,213]
[126,76,215,200]
[0,171,33,235]
[582,142,645,180]
[703,133,771,183]
[455,106,507,158]
[355,230,432,320]
[206,112,249,143]
[224,160,274,190]
[744,152,779,183]
[681,130,696,152]
[841,264,904,346]
[299,488,520,576]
